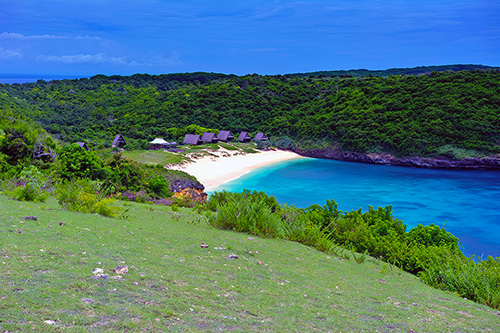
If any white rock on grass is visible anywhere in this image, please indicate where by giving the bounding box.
[92,268,104,274]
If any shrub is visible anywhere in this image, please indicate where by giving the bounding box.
[7,165,49,202]
[408,223,461,252]
[56,179,122,218]
[146,175,172,199]
[56,144,109,180]
[207,195,284,238]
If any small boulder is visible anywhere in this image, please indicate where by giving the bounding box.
[92,274,110,280]
[92,268,104,274]
[201,242,209,248]
[113,265,129,275]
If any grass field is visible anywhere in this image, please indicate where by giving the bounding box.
[1,195,499,332]
[122,150,188,166]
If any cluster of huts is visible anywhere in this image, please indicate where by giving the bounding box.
[182,130,268,146]
[76,132,268,151]
[148,130,268,150]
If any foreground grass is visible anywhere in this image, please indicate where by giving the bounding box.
[0,196,499,332]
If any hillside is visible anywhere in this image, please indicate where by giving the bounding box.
[1,66,499,159]
[1,195,499,331]
[291,64,500,78]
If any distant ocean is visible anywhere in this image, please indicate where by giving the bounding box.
[0,74,87,84]
[212,157,500,258]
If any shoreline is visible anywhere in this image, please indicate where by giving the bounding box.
[167,149,304,191]
[293,148,500,170]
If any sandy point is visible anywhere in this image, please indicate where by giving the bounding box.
[167,149,304,191]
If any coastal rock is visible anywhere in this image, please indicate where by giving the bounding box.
[173,188,207,203]
[294,148,500,170]
[169,179,205,193]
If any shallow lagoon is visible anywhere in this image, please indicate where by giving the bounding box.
[212,157,500,258]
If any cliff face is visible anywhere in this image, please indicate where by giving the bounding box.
[294,148,500,170]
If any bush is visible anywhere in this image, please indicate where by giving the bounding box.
[146,175,172,199]
[7,165,49,202]
[56,179,122,218]
[56,144,109,180]
[207,194,284,238]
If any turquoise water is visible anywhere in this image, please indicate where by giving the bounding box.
[211,157,500,258]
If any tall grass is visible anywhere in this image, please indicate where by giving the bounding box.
[206,190,337,254]
[421,254,500,309]
[56,179,123,218]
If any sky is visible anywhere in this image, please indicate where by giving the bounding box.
[0,0,499,77]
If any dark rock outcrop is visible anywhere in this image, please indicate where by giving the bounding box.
[294,148,500,170]
[168,179,205,193]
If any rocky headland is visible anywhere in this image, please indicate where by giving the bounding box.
[294,148,500,170]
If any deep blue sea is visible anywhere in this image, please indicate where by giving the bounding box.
[0,75,86,84]
[211,157,500,258]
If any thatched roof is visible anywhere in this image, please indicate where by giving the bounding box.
[238,132,251,142]
[254,132,268,141]
[183,134,203,145]
[217,130,234,142]
[76,142,89,151]
[202,132,218,143]
[150,137,168,144]
[112,134,127,147]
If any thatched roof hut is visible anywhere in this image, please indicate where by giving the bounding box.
[217,130,234,142]
[238,132,251,143]
[76,142,89,151]
[254,132,268,141]
[112,134,127,147]
[202,132,218,144]
[183,134,203,145]
[150,137,167,150]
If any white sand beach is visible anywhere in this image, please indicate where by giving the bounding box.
[168,149,304,191]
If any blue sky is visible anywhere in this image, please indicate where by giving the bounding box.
[1,0,499,76]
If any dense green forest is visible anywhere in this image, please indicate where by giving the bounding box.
[1,66,499,157]
[292,64,500,78]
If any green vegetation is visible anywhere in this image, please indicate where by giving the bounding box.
[1,194,499,331]
[1,68,499,158]
[292,64,499,78]
[1,66,500,328]
[205,191,500,311]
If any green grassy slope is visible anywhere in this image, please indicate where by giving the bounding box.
[1,195,499,331]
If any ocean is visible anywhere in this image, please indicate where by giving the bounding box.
[212,157,500,258]
[0,75,87,84]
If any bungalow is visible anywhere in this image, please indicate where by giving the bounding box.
[202,132,218,144]
[217,130,234,142]
[112,134,127,148]
[254,132,268,141]
[238,131,251,143]
[149,137,168,150]
[183,134,203,145]
[76,142,89,151]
